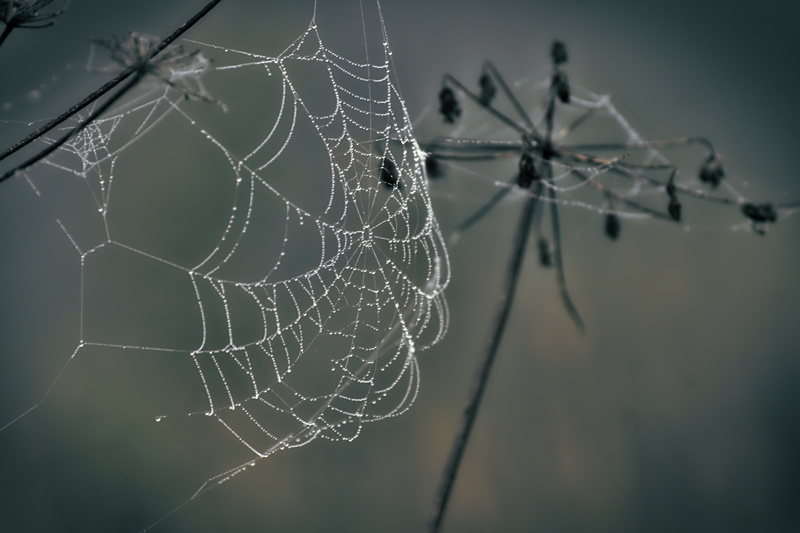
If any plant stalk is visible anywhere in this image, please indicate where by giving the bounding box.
[427,184,541,533]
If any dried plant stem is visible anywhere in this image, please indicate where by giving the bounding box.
[428,184,541,533]
[429,56,570,532]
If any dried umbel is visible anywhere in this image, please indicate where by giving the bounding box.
[425,39,796,335]
[423,39,799,533]
[91,32,222,108]
[0,0,64,46]
[0,0,63,29]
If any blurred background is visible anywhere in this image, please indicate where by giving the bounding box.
[1,1,799,532]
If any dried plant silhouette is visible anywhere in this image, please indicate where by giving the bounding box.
[0,0,65,47]
[1,2,798,532]
[422,41,799,532]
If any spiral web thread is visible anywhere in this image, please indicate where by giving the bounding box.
[20,1,449,494]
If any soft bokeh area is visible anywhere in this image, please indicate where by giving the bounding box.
[1,1,799,532]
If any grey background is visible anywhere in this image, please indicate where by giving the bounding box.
[1,1,799,532]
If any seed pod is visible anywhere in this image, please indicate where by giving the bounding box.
[478,72,496,106]
[668,198,682,221]
[604,212,620,240]
[741,202,777,223]
[438,86,461,123]
[666,177,681,221]
[699,153,724,187]
[517,151,538,188]
[537,238,552,267]
[551,40,568,66]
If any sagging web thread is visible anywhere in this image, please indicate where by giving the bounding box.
[23,4,448,491]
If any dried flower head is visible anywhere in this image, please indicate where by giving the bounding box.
[0,0,64,30]
[92,32,224,109]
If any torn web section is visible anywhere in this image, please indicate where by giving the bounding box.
[16,0,449,487]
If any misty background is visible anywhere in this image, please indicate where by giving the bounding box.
[1,1,799,532]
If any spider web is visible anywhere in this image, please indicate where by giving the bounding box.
[7,0,448,499]
[4,3,799,533]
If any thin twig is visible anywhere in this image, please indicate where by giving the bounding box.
[451,177,515,239]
